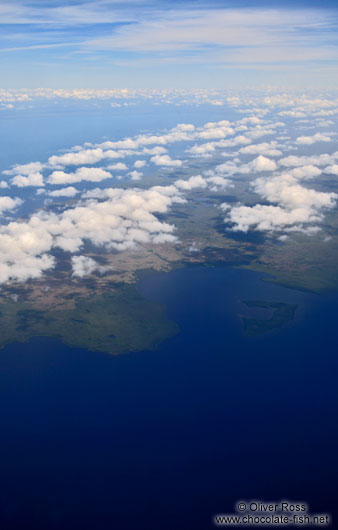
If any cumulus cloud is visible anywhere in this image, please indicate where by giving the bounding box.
[128,170,143,180]
[134,160,146,168]
[174,123,195,132]
[3,161,44,176]
[49,187,79,197]
[188,134,251,156]
[238,141,282,157]
[0,184,185,284]
[295,132,332,145]
[48,148,122,167]
[279,152,338,168]
[225,172,336,233]
[151,154,182,167]
[324,164,338,176]
[71,255,99,277]
[207,155,277,177]
[253,174,336,211]
[0,197,22,214]
[206,176,232,191]
[250,155,277,172]
[11,172,44,187]
[226,204,322,232]
[107,162,128,171]
[174,175,207,190]
[289,165,322,179]
[196,126,234,140]
[143,146,167,155]
[48,167,112,185]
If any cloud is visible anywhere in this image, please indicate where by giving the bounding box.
[71,255,99,277]
[143,146,167,155]
[279,152,338,168]
[225,171,337,233]
[83,7,336,68]
[134,160,146,168]
[151,154,182,167]
[250,155,277,172]
[238,141,282,157]
[253,174,335,211]
[11,172,44,187]
[48,148,122,167]
[226,204,322,233]
[324,164,338,176]
[48,167,112,185]
[0,184,185,284]
[197,126,234,140]
[295,132,332,145]
[188,134,250,156]
[208,155,277,177]
[0,196,22,214]
[107,162,128,171]
[206,176,232,191]
[174,175,207,190]
[289,165,322,179]
[49,187,79,197]
[128,170,143,180]
[3,161,44,176]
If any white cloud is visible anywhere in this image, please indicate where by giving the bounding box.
[48,148,122,167]
[3,161,44,176]
[11,172,44,187]
[0,197,22,214]
[238,141,282,157]
[134,160,146,168]
[289,165,321,179]
[0,184,187,284]
[253,174,335,210]
[295,132,332,145]
[324,164,338,176]
[250,155,277,172]
[48,167,112,185]
[49,187,79,197]
[174,123,195,131]
[227,204,321,232]
[206,176,232,191]
[174,175,207,190]
[128,170,143,180]
[143,146,167,155]
[197,126,234,140]
[71,256,99,277]
[107,162,128,171]
[279,152,338,167]
[226,171,336,233]
[151,154,182,167]
[208,155,277,177]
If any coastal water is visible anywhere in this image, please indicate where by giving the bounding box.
[0,266,337,529]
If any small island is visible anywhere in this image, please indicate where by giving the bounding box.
[240,300,297,337]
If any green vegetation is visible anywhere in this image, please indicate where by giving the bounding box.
[241,300,297,337]
[0,284,178,354]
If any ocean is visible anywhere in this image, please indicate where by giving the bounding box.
[0,265,337,529]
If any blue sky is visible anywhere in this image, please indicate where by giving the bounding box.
[1,0,338,88]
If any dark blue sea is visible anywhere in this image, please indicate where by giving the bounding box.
[0,266,337,530]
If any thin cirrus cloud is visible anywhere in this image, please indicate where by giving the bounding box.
[0,2,338,86]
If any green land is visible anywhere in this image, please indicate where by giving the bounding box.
[0,283,178,354]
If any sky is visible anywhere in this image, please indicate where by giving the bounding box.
[1,0,338,88]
